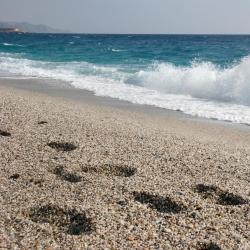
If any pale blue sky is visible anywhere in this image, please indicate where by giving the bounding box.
[1,0,250,34]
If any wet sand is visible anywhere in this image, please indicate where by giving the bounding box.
[0,79,249,249]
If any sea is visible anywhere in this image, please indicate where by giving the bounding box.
[1,33,250,125]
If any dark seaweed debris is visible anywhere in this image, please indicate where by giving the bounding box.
[0,130,11,137]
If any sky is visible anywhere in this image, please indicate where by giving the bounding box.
[1,0,250,34]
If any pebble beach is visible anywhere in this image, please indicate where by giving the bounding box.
[0,81,249,250]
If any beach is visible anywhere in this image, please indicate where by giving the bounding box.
[0,78,249,249]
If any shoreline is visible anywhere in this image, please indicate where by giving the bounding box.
[1,76,249,128]
[0,79,250,249]
[1,77,250,148]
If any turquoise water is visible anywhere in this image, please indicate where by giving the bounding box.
[1,34,250,124]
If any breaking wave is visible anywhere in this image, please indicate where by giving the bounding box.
[134,57,250,105]
[1,52,250,124]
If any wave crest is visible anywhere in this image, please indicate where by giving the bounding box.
[2,43,25,47]
[134,57,250,105]
[1,53,250,124]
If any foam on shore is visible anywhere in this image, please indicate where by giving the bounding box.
[1,53,250,124]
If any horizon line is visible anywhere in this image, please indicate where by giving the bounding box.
[16,32,250,36]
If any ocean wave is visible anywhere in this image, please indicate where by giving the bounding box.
[111,49,122,52]
[2,43,25,47]
[1,52,250,124]
[133,57,250,106]
[3,43,14,46]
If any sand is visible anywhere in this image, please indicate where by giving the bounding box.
[0,80,249,250]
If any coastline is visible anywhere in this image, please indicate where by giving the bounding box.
[1,77,250,147]
[0,79,249,249]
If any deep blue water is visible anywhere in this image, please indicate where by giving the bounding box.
[1,34,250,124]
[1,34,250,65]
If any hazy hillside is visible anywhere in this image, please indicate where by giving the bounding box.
[0,21,67,33]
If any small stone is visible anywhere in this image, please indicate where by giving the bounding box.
[127,235,135,241]
[195,204,203,210]
[10,174,20,180]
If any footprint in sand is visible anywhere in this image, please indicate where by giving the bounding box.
[28,205,94,235]
[0,130,11,137]
[82,164,137,177]
[194,184,248,206]
[53,166,82,183]
[197,242,221,250]
[217,191,248,206]
[195,184,218,199]
[133,191,185,213]
[47,142,77,152]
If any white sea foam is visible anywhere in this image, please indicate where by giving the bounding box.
[3,43,16,46]
[111,49,122,52]
[135,57,250,106]
[3,43,25,47]
[1,53,250,125]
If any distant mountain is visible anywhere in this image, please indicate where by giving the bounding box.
[0,21,68,33]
